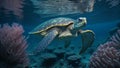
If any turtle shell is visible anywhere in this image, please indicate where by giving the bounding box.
[29,17,75,35]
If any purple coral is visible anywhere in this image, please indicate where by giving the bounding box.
[0,23,29,67]
[89,30,120,68]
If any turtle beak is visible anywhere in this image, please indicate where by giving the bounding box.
[78,17,87,26]
[74,17,87,31]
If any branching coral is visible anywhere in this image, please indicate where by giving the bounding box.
[89,30,120,68]
[0,23,29,67]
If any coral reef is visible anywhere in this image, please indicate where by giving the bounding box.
[40,53,57,68]
[53,48,66,59]
[29,43,91,68]
[46,46,56,53]
[67,55,81,68]
[89,30,120,68]
[0,23,29,68]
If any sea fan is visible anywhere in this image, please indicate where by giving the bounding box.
[0,0,24,18]
[89,30,120,68]
[0,23,29,67]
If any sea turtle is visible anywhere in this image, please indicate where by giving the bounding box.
[29,17,95,54]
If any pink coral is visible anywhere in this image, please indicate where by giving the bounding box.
[0,23,29,67]
[89,30,120,68]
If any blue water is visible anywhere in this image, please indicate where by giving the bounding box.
[0,0,120,68]
[25,2,120,67]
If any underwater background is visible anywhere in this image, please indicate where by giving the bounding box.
[0,0,120,68]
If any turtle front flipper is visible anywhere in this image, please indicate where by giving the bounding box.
[79,30,95,54]
[34,29,59,54]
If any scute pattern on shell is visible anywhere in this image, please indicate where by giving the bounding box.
[30,17,75,34]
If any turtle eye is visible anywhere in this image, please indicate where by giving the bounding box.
[78,18,83,22]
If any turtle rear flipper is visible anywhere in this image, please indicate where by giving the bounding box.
[34,29,59,54]
[79,30,95,54]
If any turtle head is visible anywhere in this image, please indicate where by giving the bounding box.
[74,17,87,30]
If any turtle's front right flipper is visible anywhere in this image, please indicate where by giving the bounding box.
[79,30,95,54]
[34,29,59,54]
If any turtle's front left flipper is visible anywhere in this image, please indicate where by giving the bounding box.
[34,29,59,54]
[79,30,95,54]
